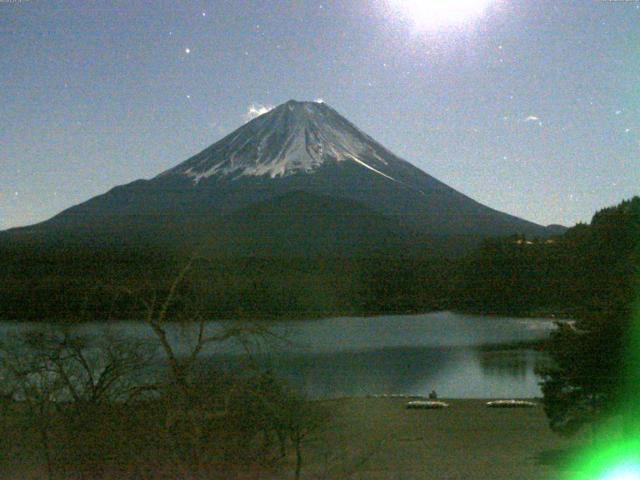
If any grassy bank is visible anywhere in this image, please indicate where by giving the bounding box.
[300,397,586,480]
[0,397,587,479]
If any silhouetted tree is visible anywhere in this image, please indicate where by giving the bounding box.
[0,328,156,479]
[537,197,639,437]
[537,316,625,436]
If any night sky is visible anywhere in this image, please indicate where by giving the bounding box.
[1,0,638,230]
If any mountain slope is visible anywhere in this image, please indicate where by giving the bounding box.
[204,191,432,257]
[3,100,560,254]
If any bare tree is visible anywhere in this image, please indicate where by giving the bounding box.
[129,258,282,474]
[0,336,63,480]
[0,328,157,479]
[136,259,272,394]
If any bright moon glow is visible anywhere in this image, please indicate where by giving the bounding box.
[387,0,495,31]
[600,465,640,480]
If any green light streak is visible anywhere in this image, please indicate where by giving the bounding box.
[565,438,640,480]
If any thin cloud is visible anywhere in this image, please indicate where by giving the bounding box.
[244,103,274,122]
[524,115,540,122]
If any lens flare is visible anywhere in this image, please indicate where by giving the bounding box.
[565,438,640,480]
[385,0,496,31]
[600,464,640,480]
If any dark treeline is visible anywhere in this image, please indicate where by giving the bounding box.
[0,197,637,322]
[454,196,639,317]
[531,197,639,438]
[0,249,455,321]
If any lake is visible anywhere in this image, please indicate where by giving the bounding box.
[0,311,557,399]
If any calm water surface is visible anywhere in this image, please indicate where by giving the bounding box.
[0,312,556,399]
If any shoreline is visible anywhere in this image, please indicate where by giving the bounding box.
[0,308,568,324]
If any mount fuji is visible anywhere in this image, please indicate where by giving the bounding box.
[4,100,560,256]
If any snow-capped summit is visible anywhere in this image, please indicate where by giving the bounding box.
[161,100,398,183]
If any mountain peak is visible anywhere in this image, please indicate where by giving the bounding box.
[260,99,333,124]
[161,99,398,183]
[282,98,327,108]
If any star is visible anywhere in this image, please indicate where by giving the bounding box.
[185,48,191,54]
[202,12,206,17]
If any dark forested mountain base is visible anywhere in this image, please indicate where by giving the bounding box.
[0,197,636,322]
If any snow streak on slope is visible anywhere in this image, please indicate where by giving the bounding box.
[160,101,398,184]
[348,155,395,181]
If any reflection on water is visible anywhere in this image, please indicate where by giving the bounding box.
[0,312,556,399]
[208,346,550,399]
[477,350,554,381]
[208,347,458,399]
[477,351,531,380]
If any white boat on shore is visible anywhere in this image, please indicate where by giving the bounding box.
[406,400,450,409]
[486,400,537,408]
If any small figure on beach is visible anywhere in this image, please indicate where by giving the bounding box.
[429,390,438,400]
